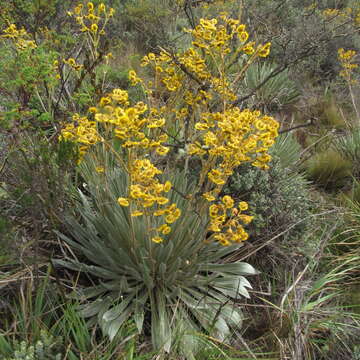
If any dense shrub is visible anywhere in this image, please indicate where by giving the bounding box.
[224,158,312,241]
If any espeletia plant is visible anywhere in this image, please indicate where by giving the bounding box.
[55,9,280,357]
[56,150,258,356]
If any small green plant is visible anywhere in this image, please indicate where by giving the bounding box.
[320,92,347,129]
[1,331,63,360]
[305,148,352,191]
[334,127,360,178]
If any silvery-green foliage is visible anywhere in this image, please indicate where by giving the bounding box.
[55,149,258,356]
[334,127,360,176]
[224,158,312,241]
[242,62,300,111]
[270,132,302,169]
[5,331,62,360]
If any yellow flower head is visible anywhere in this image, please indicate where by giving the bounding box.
[238,31,249,42]
[87,2,94,11]
[258,42,271,57]
[163,181,172,192]
[90,23,98,33]
[203,192,216,202]
[131,210,144,217]
[239,201,248,211]
[74,4,83,14]
[157,224,171,235]
[222,195,234,209]
[67,58,76,66]
[209,204,220,218]
[118,197,129,207]
[152,236,163,243]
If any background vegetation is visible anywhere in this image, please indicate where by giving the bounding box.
[1,0,360,359]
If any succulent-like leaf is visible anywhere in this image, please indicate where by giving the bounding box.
[199,262,259,276]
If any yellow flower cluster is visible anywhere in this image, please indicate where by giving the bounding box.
[68,2,114,42]
[63,57,83,71]
[60,87,171,158]
[323,7,352,19]
[128,70,143,86]
[184,16,270,58]
[179,48,211,81]
[130,15,278,246]
[60,88,179,242]
[94,89,170,156]
[190,108,278,174]
[208,197,252,246]
[139,16,271,101]
[184,89,213,105]
[155,17,268,101]
[188,108,278,245]
[323,6,360,27]
[59,14,279,247]
[141,52,183,92]
[1,24,37,50]
[59,113,102,162]
[338,48,358,83]
[117,159,181,243]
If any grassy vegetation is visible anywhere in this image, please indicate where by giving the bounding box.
[1,0,360,359]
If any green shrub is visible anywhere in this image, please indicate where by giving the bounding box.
[224,158,312,241]
[242,0,359,83]
[0,1,115,245]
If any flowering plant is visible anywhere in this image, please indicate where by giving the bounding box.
[57,148,257,354]
[56,3,279,354]
[60,12,279,247]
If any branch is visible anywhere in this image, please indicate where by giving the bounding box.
[278,119,314,134]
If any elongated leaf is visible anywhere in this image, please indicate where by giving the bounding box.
[79,298,108,318]
[199,262,259,276]
[302,293,338,312]
[69,285,107,301]
[103,294,135,322]
[151,291,172,352]
[54,259,120,280]
[105,306,133,341]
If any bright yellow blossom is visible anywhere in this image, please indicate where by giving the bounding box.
[118,198,129,207]
[152,236,163,243]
